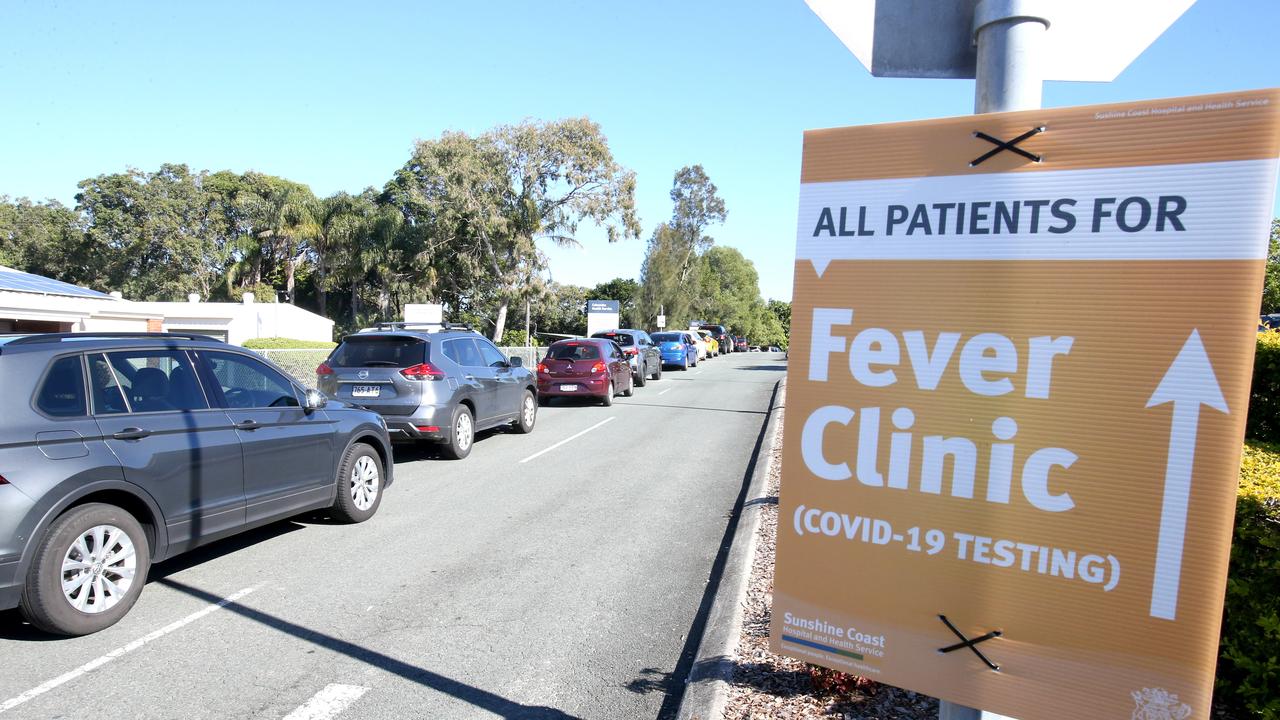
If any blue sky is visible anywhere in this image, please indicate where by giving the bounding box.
[1,1,1277,302]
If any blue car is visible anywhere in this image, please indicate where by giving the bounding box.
[652,331,699,370]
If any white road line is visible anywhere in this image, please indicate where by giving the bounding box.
[283,684,370,720]
[0,586,257,714]
[657,387,672,396]
[519,416,616,464]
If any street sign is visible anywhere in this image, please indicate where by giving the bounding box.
[656,314,666,329]
[586,299,621,337]
[804,0,1195,81]
[772,89,1280,720]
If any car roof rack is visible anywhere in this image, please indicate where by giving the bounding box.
[366,321,476,333]
[1,331,221,346]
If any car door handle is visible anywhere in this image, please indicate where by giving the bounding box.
[236,419,261,430]
[112,427,152,440]
[463,374,476,382]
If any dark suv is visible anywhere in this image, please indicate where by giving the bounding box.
[317,323,537,459]
[590,329,662,387]
[0,332,392,636]
[699,324,733,354]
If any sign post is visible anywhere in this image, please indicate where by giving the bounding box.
[770,89,1280,719]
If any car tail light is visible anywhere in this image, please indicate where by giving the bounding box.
[415,425,440,433]
[401,362,446,381]
[536,362,548,373]
[624,348,638,356]
[0,474,8,485]
[590,361,606,374]
[316,363,334,376]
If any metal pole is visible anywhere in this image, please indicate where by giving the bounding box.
[973,0,1049,114]
[937,4,1049,720]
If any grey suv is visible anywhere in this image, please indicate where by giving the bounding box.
[317,323,537,459]
[0,332,393,636]
[590,329,662,387]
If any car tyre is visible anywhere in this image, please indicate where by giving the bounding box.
[635,360,648,387]
[622,376,634,397]
[20,503,151,636]
[441,404,474,460]
[650,363,662,381]
[331,442,383,523]
[601,381,615,407]
[513,390,537,434]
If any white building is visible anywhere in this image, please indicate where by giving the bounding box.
[0,266,334,345]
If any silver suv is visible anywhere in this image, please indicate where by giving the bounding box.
[0,332,393,636]
[317,323,537,459]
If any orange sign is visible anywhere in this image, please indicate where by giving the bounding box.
[771,89,1280,719]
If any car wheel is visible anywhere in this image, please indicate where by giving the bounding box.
[513,390,537,434]
[602,380,615,407]
[651,363,662,381]
[441,404,474,460]
[681,357,688,371]
[331,442,383,523]
[635,364,647,387]
[622,376,634,397]
[20,503,150,636]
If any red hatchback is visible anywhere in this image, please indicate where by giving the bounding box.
[537,338,633,406]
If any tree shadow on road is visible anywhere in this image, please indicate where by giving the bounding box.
[624,666,679,696]
[158,578,583,720]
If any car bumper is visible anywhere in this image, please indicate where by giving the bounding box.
[383,404,448,441]
[537,377,610,397]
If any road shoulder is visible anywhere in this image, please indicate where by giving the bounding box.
[675,378,785,720]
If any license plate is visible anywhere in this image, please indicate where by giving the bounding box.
[351,385,381,398]
[559,384,578,392]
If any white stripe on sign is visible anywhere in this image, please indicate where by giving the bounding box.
[283,684,370,720]
[519,416,615,463]
[795,158,1279,273]
[0,586,257,714]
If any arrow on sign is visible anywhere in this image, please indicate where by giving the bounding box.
[1145,330,1228,620]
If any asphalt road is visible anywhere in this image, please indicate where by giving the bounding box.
[0,350,786,720]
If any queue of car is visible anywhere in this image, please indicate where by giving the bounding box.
[0,320,752,637]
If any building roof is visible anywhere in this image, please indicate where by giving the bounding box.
[0,266,114,300]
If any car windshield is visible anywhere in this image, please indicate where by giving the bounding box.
[593,332,634,346]
[652,333,682,343]
[546,343,601,360]
[330,336,427,367]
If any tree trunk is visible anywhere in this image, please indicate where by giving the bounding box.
[284,258,297,304]
[492,300,509,342]
[316,264,327,316]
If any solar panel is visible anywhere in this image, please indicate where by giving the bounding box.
[0,268,113,299]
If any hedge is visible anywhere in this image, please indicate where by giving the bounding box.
[1218,441,1280,718]
[241,337,336,350]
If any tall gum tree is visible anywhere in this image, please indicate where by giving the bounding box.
[384,118,640,340]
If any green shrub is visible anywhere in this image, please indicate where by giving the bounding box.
[241,337,336,350]
[1247,330,1280,442]
[1217,441,1280,718]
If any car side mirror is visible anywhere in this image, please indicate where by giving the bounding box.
[303,388,326,411]
[509,356,523,368]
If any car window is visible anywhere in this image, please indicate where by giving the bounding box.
[102,349,209,413]
[87,353,129,414]
[652,333,678,343]
[476,340,508,368]
[202,351,299,409]
[36,355,87,417]
[546,343,600,360]
[443,338,485,367]
[330,336,426,368]
[593,332,634,346]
